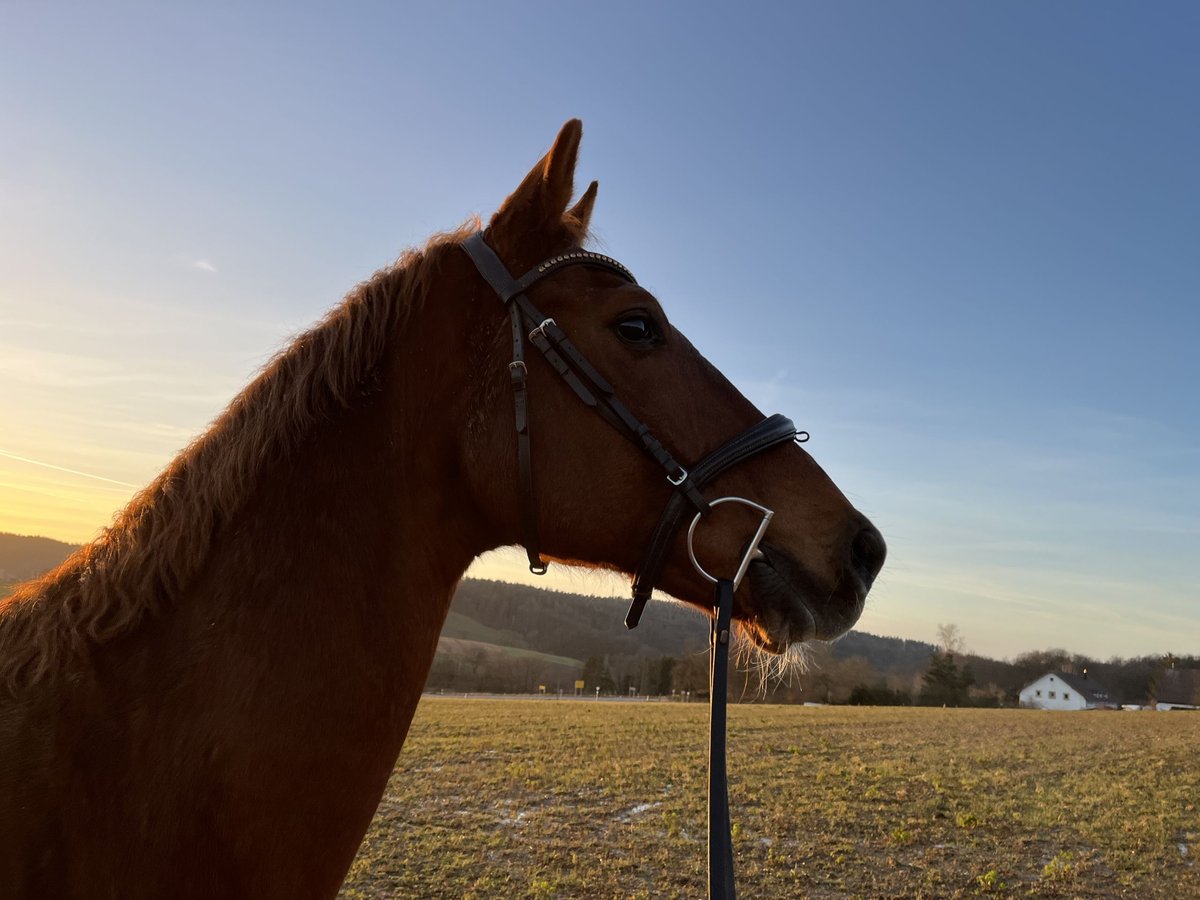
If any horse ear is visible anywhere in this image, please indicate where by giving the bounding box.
[487,120,585,262]
[565,180,599,236]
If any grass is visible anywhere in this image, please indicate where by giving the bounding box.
[340,699,1199,898]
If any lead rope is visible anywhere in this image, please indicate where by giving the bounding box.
[687,498,774,900]
[709,577,736,900]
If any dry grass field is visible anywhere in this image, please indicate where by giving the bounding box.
[340,698,1198,899]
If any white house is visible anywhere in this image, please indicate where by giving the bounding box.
[1018,672,1114,710]
[1154,669,1200,711]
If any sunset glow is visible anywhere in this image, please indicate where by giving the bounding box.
[2,3,1196,660]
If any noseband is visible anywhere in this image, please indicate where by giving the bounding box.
[463,232,805,899]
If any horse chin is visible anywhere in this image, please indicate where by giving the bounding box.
[738,544,866,654]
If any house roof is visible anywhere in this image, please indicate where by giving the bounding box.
[1019,671,1113,703]
[1157,669,1200,706]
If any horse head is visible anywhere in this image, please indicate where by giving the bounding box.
[458,120,885,652]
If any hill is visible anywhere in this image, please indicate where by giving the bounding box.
[445,579,711,660]
[434,580,962,699]
[0,532,79,584]
[430,580,713,694]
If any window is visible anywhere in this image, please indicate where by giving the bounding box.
[1035,690,1042,697]
[1064,692,1070,701]
[1049,691,1057,699]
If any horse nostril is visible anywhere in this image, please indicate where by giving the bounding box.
[850,524,887,588]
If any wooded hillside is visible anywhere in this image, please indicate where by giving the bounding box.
[0,532,79,582]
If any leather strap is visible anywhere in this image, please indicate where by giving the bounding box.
[708,577,736,899]
[509,308,542,573]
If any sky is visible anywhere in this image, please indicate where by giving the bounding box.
[1,2,1196,661]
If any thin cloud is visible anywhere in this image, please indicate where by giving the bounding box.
[0,448,139,489]
[191,259,217,273]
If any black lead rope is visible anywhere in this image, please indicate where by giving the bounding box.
[709,578,736,900]
[687,497,773,900]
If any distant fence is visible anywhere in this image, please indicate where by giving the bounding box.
[422,690,698,702]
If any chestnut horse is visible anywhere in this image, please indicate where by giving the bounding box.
[0,121,884,898]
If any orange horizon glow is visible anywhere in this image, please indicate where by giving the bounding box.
[0,454,136,545]
[0,448,633,602]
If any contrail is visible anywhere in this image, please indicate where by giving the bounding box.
[0,448,140,489]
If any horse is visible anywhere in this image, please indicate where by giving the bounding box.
[0,120,885,898]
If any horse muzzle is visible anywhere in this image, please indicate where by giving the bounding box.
[741,520,885,651]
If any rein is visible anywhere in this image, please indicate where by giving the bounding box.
[462,232,803,899]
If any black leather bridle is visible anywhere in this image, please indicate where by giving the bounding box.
[463,231,804,899]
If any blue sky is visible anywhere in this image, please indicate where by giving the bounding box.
[1,2,1196,660]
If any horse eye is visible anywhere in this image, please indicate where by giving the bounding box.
[615,316,658,345]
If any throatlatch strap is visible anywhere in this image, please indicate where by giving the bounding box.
[709,577,736,900]
[510,307,543,574]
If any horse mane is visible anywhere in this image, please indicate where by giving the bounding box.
[0,222,480,693]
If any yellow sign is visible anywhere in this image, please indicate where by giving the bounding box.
[574,680,585,690]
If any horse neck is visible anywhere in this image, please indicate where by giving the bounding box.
[75,297,492,893]
[15,270,502,896]
[185,297,490,735]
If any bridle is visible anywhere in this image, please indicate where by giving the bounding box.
[462,231,805,899]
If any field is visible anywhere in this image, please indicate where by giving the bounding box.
[341,698,1199,899]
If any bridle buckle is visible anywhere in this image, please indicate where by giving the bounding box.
[529,318,556,341]
[667,466,689,487]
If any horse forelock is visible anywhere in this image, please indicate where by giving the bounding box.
[0,220,481,694]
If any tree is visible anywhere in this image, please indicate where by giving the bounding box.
[580,656,616,694]
[919,650,975,707]
[672,654,709,698]
[847,682,912,706]
[936,623,966,656]
[651,657,676,696]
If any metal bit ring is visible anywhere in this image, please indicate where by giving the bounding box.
[686,496,774,592]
